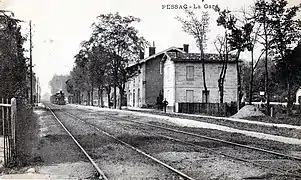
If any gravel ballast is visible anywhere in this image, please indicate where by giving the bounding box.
[58,104,301,179]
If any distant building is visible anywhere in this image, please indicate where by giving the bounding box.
[126,44,238,112]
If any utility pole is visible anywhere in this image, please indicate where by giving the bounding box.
[29,20,33,105]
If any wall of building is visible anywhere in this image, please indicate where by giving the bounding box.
[140,63,146,106]
[163,57,175,111]
[126,64,146,107]
[174,62,237,106]
[145,56,164,107]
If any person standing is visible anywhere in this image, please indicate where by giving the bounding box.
[163,98,168,113]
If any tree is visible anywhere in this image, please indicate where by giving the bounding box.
[88,44,113,107]
[0,11,28,99]
[214,33,230,103]
[267,0,301,113]
[216,8,254,110]
[71,39,97,106]
[65,78,75,102]
[91,13,148,109]
[249,57,278,101]
[68,67,85,104]
[176,10,210,102]
[237,6,265,105]
[254,0,277,114]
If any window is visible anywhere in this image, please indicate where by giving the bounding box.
[186,90,194,102]
[202,90,210,103]
[186,66,194,81]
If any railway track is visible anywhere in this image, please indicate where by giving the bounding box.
[59,105,301,179]
[48,106,108,180]
[47,104,195,180]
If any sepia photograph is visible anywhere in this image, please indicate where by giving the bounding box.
[0,0,301,179]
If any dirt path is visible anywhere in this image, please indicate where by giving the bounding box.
[0,106,96,179]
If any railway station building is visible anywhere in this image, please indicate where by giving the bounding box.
[125,44,238,112]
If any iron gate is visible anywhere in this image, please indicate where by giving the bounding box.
[0,98,16,167]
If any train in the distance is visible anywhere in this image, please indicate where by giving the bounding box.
[50,90,66,105]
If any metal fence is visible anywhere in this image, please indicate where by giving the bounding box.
[178,102,237,117]
[0,98,16,167]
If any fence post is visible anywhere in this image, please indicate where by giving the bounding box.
[10,98,16,159]
[1,98,6,165]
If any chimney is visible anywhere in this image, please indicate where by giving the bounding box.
[183,44,189,53]
[149,41,156,56]
[139,50,145,59]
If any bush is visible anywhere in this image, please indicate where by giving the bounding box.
[14,100,37,166]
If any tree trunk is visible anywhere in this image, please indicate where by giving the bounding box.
[105,86,111,108]
[249,51,254,105]
[98,86,104,108]
[264,22,270,115]
[100,88,104,108]
[91,87,94,106]
[118,87,123,110]
[287,80,292,115]
[264,55,270,115]
[78,91,81,104]
[218,79,224,104]
[77,91,80,104]
[218,63,227,104]
[113,85,117,109]
[97,87,101,107]
[218,32,228,104]
[202,61,208,103]
[199,25,208,103]
[218,51,228,104]
[236,50,242,111]
[118,82,126,110]
[73,93,76,104]
[113,59,118,109]
[107,91,111,108]
[200,46,208,102]
[87,91,90,106]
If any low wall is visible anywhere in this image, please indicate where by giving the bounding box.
[178,102,237,117]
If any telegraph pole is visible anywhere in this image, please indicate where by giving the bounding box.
[29,20,33,105]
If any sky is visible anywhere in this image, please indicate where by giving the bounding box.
[1,0,300,95]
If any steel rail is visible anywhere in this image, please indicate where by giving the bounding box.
[64,106,301,161]
[127,119,301,161]
[62,110,195,180]
[47,107,108,180]
[150,133,301,178]
[83,112,301,178]
[57,105,301,179]
[80,112,301,178]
